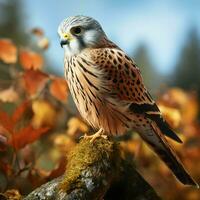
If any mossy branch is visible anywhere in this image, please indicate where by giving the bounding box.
[24,138,162,200]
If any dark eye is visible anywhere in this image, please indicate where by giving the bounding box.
[70,26,83,35]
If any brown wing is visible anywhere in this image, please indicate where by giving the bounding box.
[88,47,182,143]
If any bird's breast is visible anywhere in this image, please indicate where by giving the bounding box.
[64,56,102,129]
[64,55,131,135]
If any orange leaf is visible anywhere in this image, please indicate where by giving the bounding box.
[19,49,44,70]
[0,86,19,103]
[9,125,49,150]
[0,111,14,133]
[12,101,30,124]
[22,69,49,95]
[50,78,68,102]
[0,39,17,64]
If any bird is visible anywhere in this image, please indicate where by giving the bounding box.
[58,15,198,187]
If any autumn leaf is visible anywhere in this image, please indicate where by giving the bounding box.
[159,88,187,108]
[0,86,19,103]
[32,100,57,128]
[181,93,198,125]
[0,39,17,64]
[66,117,89,137]
[54,134,76,154]
[22,69,49,95]
[8,125,49,150]
[0,101,30,134]
[0,111,14,133]
[0,101,49,149]
[19,49,44,70]
[50,77,68,102]
[12,101,31,124]
[159,88,199,126]
[31,28,44,37]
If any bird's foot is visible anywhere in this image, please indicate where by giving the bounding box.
[83,128,107,143]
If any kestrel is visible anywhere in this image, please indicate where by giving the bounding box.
[58,15,198,187]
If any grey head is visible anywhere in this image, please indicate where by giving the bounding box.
[58,15,107,56]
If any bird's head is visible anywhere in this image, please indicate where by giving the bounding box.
[58,15,107,56]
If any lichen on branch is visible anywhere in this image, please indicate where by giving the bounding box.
[24,137,162,200]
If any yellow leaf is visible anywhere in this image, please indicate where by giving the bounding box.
[53,134,76,154]
[66,117,89,137]
[32,100,57,128]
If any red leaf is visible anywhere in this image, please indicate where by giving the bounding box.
[12,101,30,124]
[0,111,14,133]
[8,125,49,150]
[22,69,49,95]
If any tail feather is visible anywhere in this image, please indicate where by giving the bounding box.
[139,122,198,187]
[146,113,183,143]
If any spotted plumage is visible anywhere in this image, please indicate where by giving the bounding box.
[58,15,198,187]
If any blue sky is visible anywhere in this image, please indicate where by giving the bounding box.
[22,0,200,75]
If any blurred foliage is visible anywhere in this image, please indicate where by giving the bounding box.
[0,0,28,85]
[133,43,162,92]
[0,0,28,45]
[171,28,200,96]
[0,2,200,199]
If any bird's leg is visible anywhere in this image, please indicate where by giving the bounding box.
[83,128,107,143]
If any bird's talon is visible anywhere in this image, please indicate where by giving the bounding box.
[80,129,107,143]
[102,135,108,140]
[79,133,89,140]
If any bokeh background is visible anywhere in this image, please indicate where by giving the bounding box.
[1,0,200,91]
[0,0,200,199]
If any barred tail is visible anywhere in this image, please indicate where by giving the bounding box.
[139,122,198,187]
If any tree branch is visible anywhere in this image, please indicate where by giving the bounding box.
[24,138,162,200]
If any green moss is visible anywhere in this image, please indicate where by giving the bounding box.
[59,137,120,193]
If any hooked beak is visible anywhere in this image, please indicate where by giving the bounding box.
[60,39,69,48]
[60,33,72,48]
